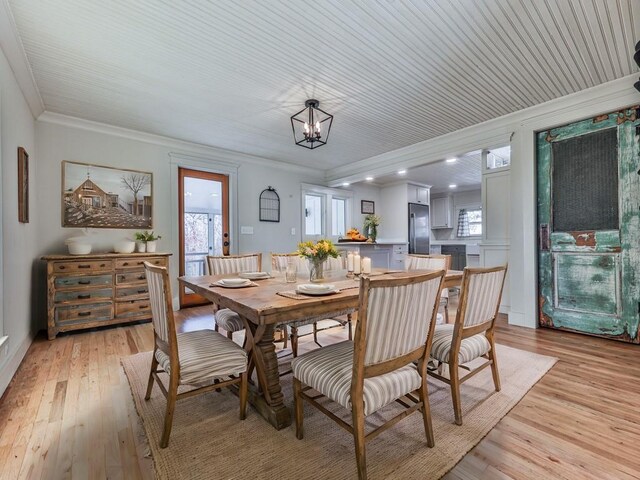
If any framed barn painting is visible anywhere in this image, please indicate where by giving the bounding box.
[62,161,153,228]
[18,147,29,223]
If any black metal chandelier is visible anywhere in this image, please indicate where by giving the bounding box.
[290,99,333,149]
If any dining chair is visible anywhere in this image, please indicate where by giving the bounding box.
[292,270,446,480]
[271,252,352,357]
[206,253,262,340]
[428,265,508,426]
[144,262,248,448]
[406,254,452,323]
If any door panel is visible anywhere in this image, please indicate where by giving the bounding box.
[537,106,640,343]
[178,168,229,308]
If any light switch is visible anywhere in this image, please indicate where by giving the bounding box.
[291,228,296,235]
[241,226,254,235]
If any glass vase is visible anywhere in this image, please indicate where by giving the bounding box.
[309,258,325,282]
[369,226,377,243]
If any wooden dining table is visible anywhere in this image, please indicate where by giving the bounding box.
[178,269,463,430]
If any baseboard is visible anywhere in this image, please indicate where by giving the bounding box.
[0,334,33,398]
[508,310,537,329]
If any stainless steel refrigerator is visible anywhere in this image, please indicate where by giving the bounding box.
[408,203,430,254]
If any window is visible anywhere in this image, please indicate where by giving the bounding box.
[331,198,347,236]
[486,146,511,170]
[467,208,482,236]
[305,194,323,235]
[301,184,353,241]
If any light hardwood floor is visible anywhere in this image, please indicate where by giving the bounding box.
[1,303,639,479]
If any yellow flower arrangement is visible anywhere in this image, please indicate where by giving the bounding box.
[297,239,339,262]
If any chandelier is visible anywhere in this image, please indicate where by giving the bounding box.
[290,99,333,149]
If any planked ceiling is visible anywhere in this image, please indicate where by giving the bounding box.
[8,0,640,170]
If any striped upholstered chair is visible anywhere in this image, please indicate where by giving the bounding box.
[206,253,262,339]
[406,254,451,323]
[271,253,352,357]
[292,270,445,480]
[143,262,248,448]
[428,265,508,426]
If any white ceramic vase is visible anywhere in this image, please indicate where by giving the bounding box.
[146,240,157,253]
[136,242,146,253]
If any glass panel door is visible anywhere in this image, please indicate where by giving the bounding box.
[179,168,229,307]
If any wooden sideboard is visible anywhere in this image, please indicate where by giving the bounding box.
[42,253,171,339]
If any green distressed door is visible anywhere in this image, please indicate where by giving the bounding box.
[537,106,640,343]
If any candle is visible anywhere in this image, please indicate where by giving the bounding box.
[362,257,372,274]
[347,252,354,271]
[354,254,361,274]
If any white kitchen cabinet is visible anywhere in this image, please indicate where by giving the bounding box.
[431,196,452,229]
[429,244,441,255]
[408,184,429,205]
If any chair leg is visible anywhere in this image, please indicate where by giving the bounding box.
[239,371,248,420]
[487,335,501,392]
[449,361,463,426]
[291,327,299,358]
[347,313,353,341]
[281,326,288,349]
[418,380,435,447]
[160,374,179,448]
[352,400,367,480]
[144,350,158,400]
[443,301,450,323]
[293,377,304,439]
[227,330,233,340]
[313,322,322,347]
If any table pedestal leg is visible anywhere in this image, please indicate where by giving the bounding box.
[243,320,291,430]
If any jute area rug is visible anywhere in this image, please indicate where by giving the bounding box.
[122,344,556,480]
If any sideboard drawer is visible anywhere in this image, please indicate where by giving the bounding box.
[55,288,113,303]
[116,257,166,269]
[55,303,113,324]
[116,270,147,285]
[55,274,113,289]
[116,285,149,300]
[53,260,113,274]
[116,299,151,318]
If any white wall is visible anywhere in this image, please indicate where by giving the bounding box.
[34,119,325,326]
[349,183,381,233]
[378,183,409,241]
[0,44,37,395]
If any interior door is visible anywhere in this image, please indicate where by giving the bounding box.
[536,106,640,343]
[179,168,229,307]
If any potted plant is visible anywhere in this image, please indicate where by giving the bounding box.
[134,232,147,253]
[136,231,162,253]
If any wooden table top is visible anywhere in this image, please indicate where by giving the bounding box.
[179,269,463,326]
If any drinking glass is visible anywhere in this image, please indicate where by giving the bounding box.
[285,258,298,283]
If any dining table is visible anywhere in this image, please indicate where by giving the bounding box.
[178,269,463,430]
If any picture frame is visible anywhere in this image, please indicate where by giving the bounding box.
[361,200,375,214]
[18,147,29,223]
[62,161,153,229]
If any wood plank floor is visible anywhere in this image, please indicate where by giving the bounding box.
[1,303,639,479]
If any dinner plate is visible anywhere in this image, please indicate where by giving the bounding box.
[296,284,339,296]
[217,278,251,287]
[239,272,271,280]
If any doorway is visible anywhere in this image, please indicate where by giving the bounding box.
[178,168,229,307]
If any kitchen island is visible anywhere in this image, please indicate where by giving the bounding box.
[336,241,408,269]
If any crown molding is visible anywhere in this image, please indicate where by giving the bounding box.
[0,0,44,117]
[37,111,325,176]
[326,74,639,187]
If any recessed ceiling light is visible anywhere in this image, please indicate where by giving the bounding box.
[210,193,219,197]
[365,176,374,181]
[342,182,350,186]
[449,184,457,189]
[184,192,192,196]
[446,157,457,163]
[397,170,407,175]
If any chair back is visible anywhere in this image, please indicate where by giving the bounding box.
[457,266,508,331]
[144,262,178,352]
[354,271,445,372]
[406,254,451,271]
[206,253,262,275]
[271,252,299,272]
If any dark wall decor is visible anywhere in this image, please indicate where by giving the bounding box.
[18,147,29,223]
[361,200,375,214]
[62,161,153,228]
[259,186,280,222]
